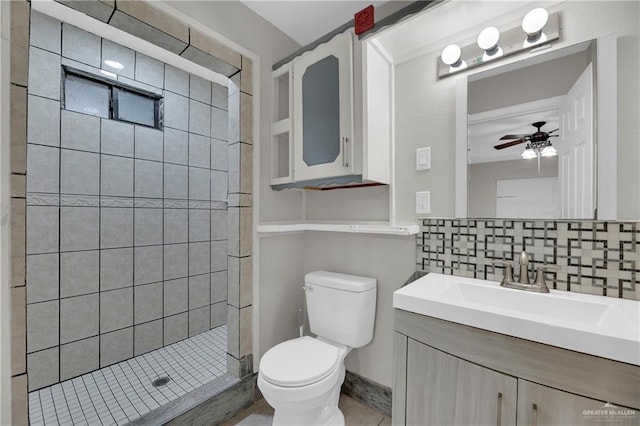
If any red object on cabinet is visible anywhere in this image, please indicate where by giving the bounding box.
[354,5,374,35]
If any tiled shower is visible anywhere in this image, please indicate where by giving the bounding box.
[24,10,231,420]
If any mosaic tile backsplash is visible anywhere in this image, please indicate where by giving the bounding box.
[417,219,639,300]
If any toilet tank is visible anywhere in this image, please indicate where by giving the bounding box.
[304,271,376,348]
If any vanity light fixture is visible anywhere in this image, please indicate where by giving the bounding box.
[522,8,549,48]
[441,44,467,71]
[477,27,503,61]
[437,8,558,78]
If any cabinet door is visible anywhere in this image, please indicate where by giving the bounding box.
[292,31,353,181]
[406,339,517,426]
[517,380,639,426]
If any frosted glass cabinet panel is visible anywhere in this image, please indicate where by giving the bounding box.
[293,31,353,181]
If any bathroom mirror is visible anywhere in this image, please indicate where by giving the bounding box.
[455,36,618,219]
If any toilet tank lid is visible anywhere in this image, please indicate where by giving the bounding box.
[305,271,376,292]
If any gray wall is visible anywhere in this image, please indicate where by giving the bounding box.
[25,15,229,391]
[468,157,558,218]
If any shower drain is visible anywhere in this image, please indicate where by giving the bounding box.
[152,376,171,387]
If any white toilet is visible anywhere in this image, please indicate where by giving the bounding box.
[258,271,377,426]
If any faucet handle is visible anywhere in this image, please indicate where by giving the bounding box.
[492,260,514,283]
[533,264,561,286]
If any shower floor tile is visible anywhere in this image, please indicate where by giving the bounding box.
[29,325,227,426]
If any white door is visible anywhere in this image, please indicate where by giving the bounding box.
[559,63,594,218]
[292,31,353,182]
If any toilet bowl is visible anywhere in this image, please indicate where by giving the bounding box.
[257,271,377,426]
[258,336,351,425]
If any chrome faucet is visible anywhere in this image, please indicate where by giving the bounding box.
[492,250,559,293]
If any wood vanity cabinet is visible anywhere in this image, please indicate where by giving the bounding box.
[393,309,640,426]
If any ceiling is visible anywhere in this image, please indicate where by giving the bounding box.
[242,1,387,46]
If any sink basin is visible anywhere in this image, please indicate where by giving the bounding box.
[393,273,640,365]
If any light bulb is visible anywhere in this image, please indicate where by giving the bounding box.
[441,44,467,71]
[521,145,537,159]
[522,8,549,47]
[477,27,503,61]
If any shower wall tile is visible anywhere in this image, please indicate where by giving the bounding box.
[60,336,99,381]
[188,134,211,169]
[60,149,100,195]
[164,128,189,165]
[190,74,212,105]
[100,327,133,367]
[189,209,211,243]
[101,119,134,157]
[62,24,101,68]
[211,107,228,141]
[211,139,228,171]
[27,347,59,391]
[188,274,210,309]
[211,83,228,111]
[26,206,59,255]
[100,287,133,333]
[60,207,99,252]
[100,248,133,290]
[211,209,228,241]
[28,47,61,100]
[134,53,164,89]
[134,319,163,356]
[240,93,253,144]
[164,244,188,280]
[164,209,188,244]
[210,170,228,201]
[189,167,211,201]
[189,305,210,337]
[189,100,211,137]
[60,294,99,344]
[134,208,163,246]
[61,110,100,152]
[211,240,228,272]
[135,159,163,199]
[26,300,59,352]
[60,250,99,298]
[240,143,253,194]
[11,287,26,375]
[26,254,59,303]
[210,271,227,304]
[26,144,59,194]
[30,11,62,54]
[164,278,188,316]
[100,208,134,249]
[27,95,60,148]
[164,92,189,131]
[189,241,210,277]
[134,246,163,285]
[134,282,163,325]
[101,155,134,197]
[163,313,188,345]
[102,39,135,79]
[165,64,189,96]
[164,163,188,199]
[210,301,227,328]
[134,126,163,161]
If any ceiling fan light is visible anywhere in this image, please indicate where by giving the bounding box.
[521,145,537,159]
[541,144,558,157]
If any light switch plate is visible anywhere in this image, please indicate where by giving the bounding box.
[416,147,431,170]
[416,191,430,214]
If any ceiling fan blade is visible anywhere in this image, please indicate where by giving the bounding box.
[494,138,528,150]
[547,128,560,134]
[499,134,530,140]
[548,134,559,138]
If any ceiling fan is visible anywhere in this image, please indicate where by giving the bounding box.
[493,121,559,151]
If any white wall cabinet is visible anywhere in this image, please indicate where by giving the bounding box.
[271,31,392,188]
[393,309,640,426]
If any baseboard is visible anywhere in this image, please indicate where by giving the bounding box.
[341,370,392,417]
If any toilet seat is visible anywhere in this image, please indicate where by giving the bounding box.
[260,337,340,387]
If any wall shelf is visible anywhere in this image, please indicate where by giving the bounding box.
[256,221,419,236]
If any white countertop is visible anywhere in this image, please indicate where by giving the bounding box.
[393,273,640,366]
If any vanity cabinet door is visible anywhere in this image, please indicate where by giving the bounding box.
[292,31,353,182]
[406,339,517,426]
[517,380,638,426]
